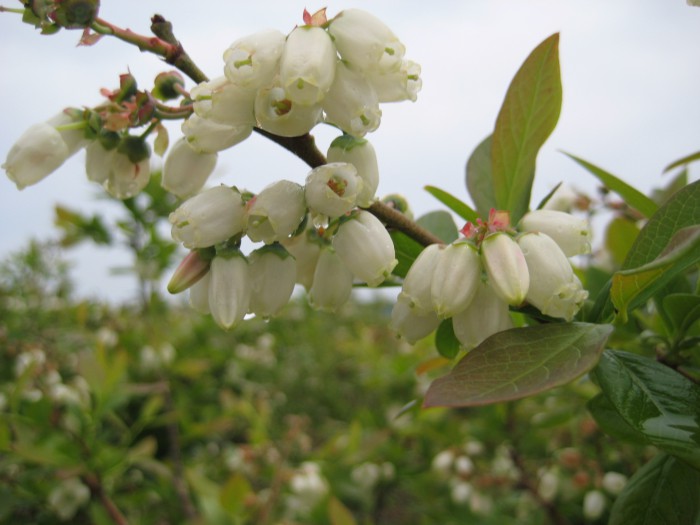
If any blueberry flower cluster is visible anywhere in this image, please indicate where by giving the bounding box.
[391,209,591,347]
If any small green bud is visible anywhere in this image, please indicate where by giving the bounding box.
[152,71,185,101]
[117,135,150,164]
[52,0,100,29]
[382,194,413,219]
[98,129,120,150]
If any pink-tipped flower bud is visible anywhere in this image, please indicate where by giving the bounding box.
[167,250,212,294]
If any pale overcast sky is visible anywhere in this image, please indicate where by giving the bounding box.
[1,1,699,303]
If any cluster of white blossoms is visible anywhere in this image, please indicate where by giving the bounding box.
[391,209,591,348]
[167,135,398,330]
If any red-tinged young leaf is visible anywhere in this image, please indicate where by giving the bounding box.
[423,323,612,408]
[491,33,562,223]
[466,135,496,217]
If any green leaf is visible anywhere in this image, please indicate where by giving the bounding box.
[587,394,649,445]
[416,210,459,244]
[663,149,700,174]
[605,217,640,267]
[491,33,562,223]
[328,496,357,525]
[466,135,496,217]
[611,225,700,322]
[662,293,700,336]
[424,185,479,223]
[423,323,612,407]
[609,453,700,525]
[563,152,658,218]
[220,473,252,516]
[592,350,700,469]
[435,318,460,359]
[390,231,424,279]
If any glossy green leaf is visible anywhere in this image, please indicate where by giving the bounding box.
[491,33,562,223]
[662,293,700,336]
[563,152,658,218]
[390,231,424,278]
[611,225,700,322]
[663,149,700,174]
[609,453,700,525]
[605,217,640,267]
[435,318,460,359]
[424,323,612,407]
[416,210,459,244]
[424,185,479,224]
[592,350,700,469]
[587,394,649,445]
[466,135,496,217]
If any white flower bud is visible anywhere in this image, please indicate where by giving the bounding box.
[333,210,397,287]
[191,76,257,127]
[47,477,90,521]
[305,162,363,218]
[209,252,251,330]
[4,123,69,189]
[390,294,440,344]
[519,209,592,257]
[452,281,513,349]
[247,180,306,244]
[601,472,627,496]
[248,245,296,318]
[182,114,253,153]
[102,150,151,200]
[189,271,211,314]
[327,136,379,207]
[431,241,481,318]
[583,490,606,520]
[399,243,443,315]
[481,233,529,306]
[309,246,353,312]
[279,26,336,106]
[366,60,422,103]
[170,185,247,248]
[85,140,112,184]
[282,230,322,291]
[517,232,588,321]
[223,29,285,88]
[254,83,322,137]
[328,9,405,73]
[322,62,381,138]
[162,138,217,198]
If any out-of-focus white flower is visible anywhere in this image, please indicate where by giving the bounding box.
[390,294,441,344]
[328,9,405,73]
[161,138,217,198]
[223,29,285,88]
[366,60,422,103]
[326,135,379,207]
[431,449,455,475]
[208,252,251,330]
[182,114,253,153]
[170,185,247,249]
[481,233,529,306]
[351,462,382,490]
[431,241,481,318]
[14,348,46,377]
[290,461,329,501]
[308,246,353,312]
[452,282,513,348]
[332,211,397,287]
[191,76,257,127]
[518,232,588,321]
[519,209,592,257]
[254,84,322,137]
[464,440,485,457]
[451,482,473,505]
[455,455,475,476]
[189,271,211,314]
[96,327,118,348]
[248,244,297,318]
[583,490,606,520]
[322,62,381,138]
[247,180,306,244]
[537,469,560,502]
[282,230,322,291]
[305,162,363,218]
[399,243,442,314]
[279,26,336,106]
[601,471,628,496]
[47,477,90,521]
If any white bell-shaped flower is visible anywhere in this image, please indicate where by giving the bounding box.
[279,26,336,106]
[305,162,363,218]
[189,271,211,314]
[308,245,353,312]
[328,9,405,73]
[480,233,529,306]
[326,135,379,207]
[246,180,306,244]
[255,83,323,137]
[170,185,247,249]
[366,60,422,103]
[332,210,397,287]
[282,230,322,291]
[191,76,257,127]
[208,252,251,330]
[398,243,443,315]
[517,232,588,321]
[182,114,253,154]
[85,140,112,184]
[248,244,297,318]
[223,29,286,88]
[102,150,151,200]
[162,138,217,198]
[322,62,381,138]
[390,294,441,344]
[431,241,481,319]
[452,281,513,350]
[519,209,592,257]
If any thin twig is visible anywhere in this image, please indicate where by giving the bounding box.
[82,474,130,525]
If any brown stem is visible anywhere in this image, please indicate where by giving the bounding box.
[367,200,444,247]
[82,474,129,525]
[150,15,208,84]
